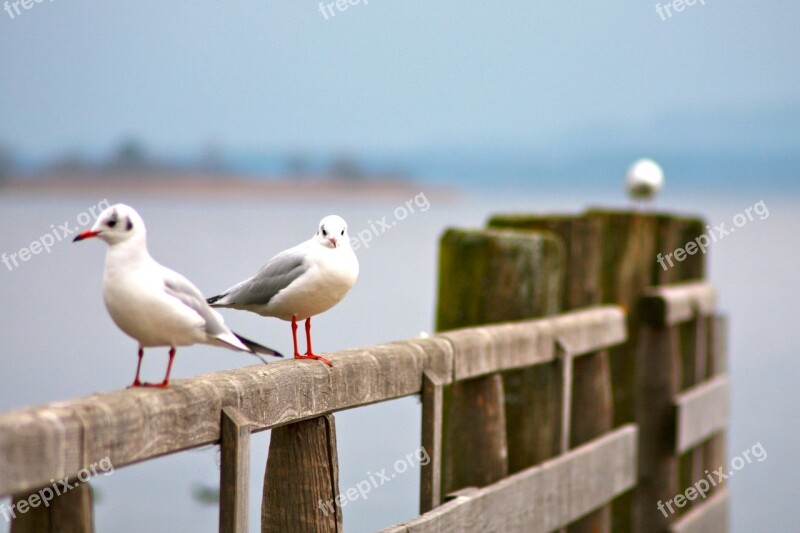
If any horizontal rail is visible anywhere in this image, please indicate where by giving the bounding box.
[669,487,729,533]
[442,306,626,381]
[639,282,716,326]
[381,425,638,533]
[674,375,730,454]
[0,305,625,498]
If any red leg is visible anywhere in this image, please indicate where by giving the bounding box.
[291,315,300,357]
[144,346,176,388]
[293,317,332,367]
[305,317,314,356]
[128,347,145,388]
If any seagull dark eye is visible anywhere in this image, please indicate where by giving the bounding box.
[340,229,344,236]
[107,219,117,228]
[322,228,327,237]
[126,218,133,231]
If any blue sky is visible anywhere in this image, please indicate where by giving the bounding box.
[1,1,798,157]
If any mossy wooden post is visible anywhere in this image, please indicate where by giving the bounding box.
[488,214,613,533]
[10,481,94,533]
[262,415,341,532]
[436,228,563,497]
[655,214,708,518]
[581,210,700,531]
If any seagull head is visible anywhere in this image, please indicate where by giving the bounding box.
[73,204,146,246]
[315,215,349,249]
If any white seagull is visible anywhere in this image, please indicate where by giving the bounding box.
[626,158,664,203]
[74,204,282,388]
[207,215,359,367]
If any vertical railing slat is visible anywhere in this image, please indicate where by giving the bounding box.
[220,407,251,533]
[420,370,445,513]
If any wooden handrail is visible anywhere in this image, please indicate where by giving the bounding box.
[0,305,625,498]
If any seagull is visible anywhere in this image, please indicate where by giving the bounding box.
[73,204,282,388]
[207,215,359,367]
[626,158,664,204]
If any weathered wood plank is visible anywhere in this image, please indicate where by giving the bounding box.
[420,371,445,513]
[0,308,623,499]
[382,425,638,533]
[442,321,554,381]
[668,487,729,533]
[441,306,626,382]
[10,481,94,533]
[639,282,717,326]
[704,315,728,499]
[674,376,730,454]
[262,414,341,532]
[436,227,563,491]
[488,214,616,533]
[442,374,508,495]
[219,407,251,533]
[633,323,681,532]
[550,307,627,358]
[0,342,425,498]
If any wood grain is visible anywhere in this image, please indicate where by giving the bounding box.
[674,375,730,454]
[639,282,717,326]
[219,407,251,533]
[262,414,341,532]
[380,425,638,533]
[668,488,729,533]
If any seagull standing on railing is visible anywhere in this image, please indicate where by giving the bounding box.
[73,204,282,388]
[626,158,664,205]
[207,215,359,367]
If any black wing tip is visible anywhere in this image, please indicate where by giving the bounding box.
[207,294,225,305]
[233,332,284,360]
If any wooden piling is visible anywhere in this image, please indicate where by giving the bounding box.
[489,213,613,533]
[436,228,563,496]
[10,481,93,533]
[262,415,341,532]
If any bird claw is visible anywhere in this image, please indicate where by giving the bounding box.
[127,380,170,388]
[294,354,333,367]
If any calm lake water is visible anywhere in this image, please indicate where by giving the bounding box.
[0,185,795,532]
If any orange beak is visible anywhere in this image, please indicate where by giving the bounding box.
[73,230,101,242]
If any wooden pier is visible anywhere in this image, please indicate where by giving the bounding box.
[0,209,730,532]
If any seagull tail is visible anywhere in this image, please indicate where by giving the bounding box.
[232,332,284,362]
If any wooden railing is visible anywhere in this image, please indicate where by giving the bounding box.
[0,210,731,532]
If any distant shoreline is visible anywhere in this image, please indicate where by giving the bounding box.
[0,174,459,202]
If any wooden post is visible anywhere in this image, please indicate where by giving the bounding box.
[704,315,728,501]
[420,370,445,513]
[489,214,613,533]
[632,319,681,532]
[436,228,563,496]
[262,415,341,532]
[443,373,509,492]
[220,407,251,533]
[585,210,706,532]
[10,481,94,533]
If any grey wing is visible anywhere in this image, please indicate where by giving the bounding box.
[162,269,229,337]
[213,249,308,307]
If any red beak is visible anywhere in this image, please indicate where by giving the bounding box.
[329,237,337,247]
[73,230,101,242]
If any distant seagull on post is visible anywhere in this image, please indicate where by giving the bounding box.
[207,215,359,367]
[626,158,664,205]
[74,204,282,388]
